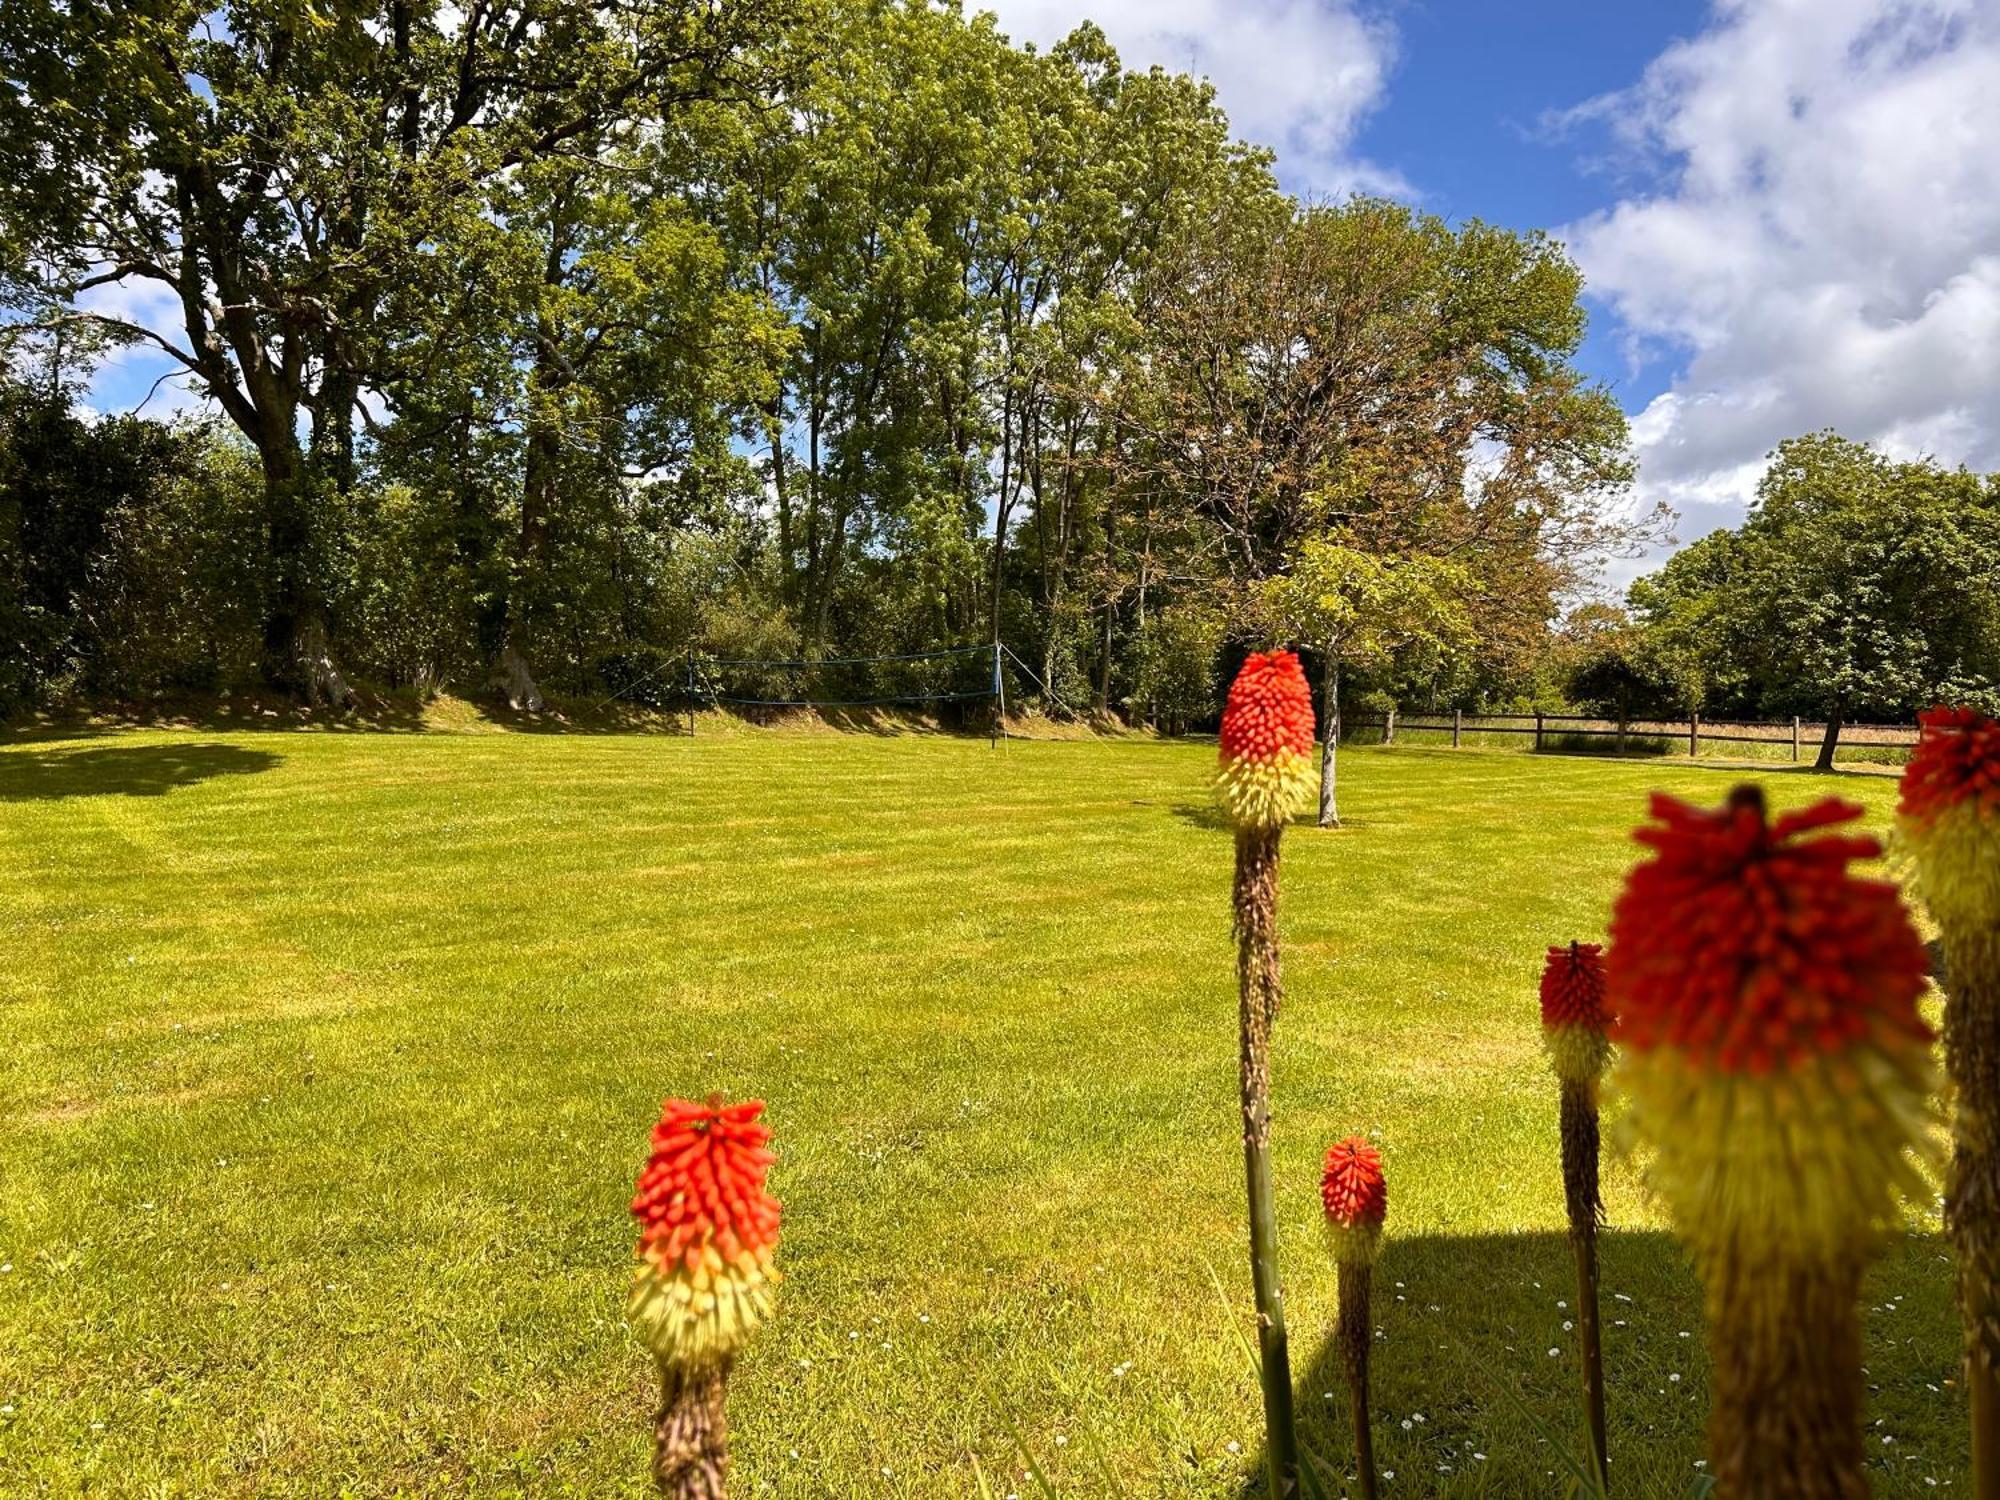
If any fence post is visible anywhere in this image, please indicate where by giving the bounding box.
[1385,707,1397,746]
[1535,712,1544,752]
[1791,715,1801,763]
[1452,708,1461,749]
[1616,714,1628,756]
[685,652,695,738]
[1689,710,1700,760]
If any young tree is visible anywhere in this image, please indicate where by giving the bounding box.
[1093,197,1651,729]
[1262,538,1474,826]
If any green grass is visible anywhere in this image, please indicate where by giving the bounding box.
[0,725,1966,1497]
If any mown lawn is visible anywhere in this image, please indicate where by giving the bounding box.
[0,723,1965,1497]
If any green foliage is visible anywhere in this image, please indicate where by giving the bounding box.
[594,644,687,709]
[1126,601,1228,731]
[1262,540,1477,689]
[1628,432,2000,722]
[0,0,1643,718]
[0,382,263,708]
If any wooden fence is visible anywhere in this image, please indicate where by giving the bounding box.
[1343,710,1922,762]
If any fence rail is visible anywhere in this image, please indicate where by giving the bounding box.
[1343,709,1921,762]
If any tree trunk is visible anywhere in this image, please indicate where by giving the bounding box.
[1815,705,1845,772]
[1318,653,1341,829]
[258,440,352,707]
[1095,599,1113,715]
[494,643,545,713]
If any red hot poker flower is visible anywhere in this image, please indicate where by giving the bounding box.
[1541,941,1613,1085]
[1217,649,1317,830]
[1608,791,1931,1074]
[1900,706,2000,829]
[629,1096,781,1366]
[1322,1136,1388,1266]
[1898,705,2000,933]
[1608,787,1937,1266]
[1541,942,1610,1029]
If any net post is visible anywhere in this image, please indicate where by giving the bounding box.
[991,642,1003,748]
[686,651,695,737]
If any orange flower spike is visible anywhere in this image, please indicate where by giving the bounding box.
[1540,941,1612,1087]
[1608,788,1936,1263]
[1321,1136,1388,1269]
[1899,705,2000,933]
[629,1096,782,1368]
[1607,788,1939,1496]
[1217,650,1317,831]
[1900,710,2000,1486]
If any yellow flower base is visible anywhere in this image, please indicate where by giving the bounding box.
[1217,749,1316,831]
[1615,1039,1939,1264]
[1543,1022,1610,1089]
[1902,803,2000,936]
[629,1244,779,1367]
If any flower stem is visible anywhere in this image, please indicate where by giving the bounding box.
[1560,1078,1608,1488]
[1945,941,2000,1499]
[653,1358,732,1499]
[1339,1261,1377,1500]
[1234,824,1299,1498]
[1705,1254,1866,1499]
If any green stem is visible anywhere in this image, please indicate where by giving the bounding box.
[653,1358,731,1499]
[1339,1262,1377,1500]
[1235,825,1299,1497]
[1561,1079,1608,1489]
[1943,941,2000,1499]
[1705,1253,1866,1499]
[1572,1228,1608,1491]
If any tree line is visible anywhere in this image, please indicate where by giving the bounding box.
[1558,432,2000,767]
[6,0,1662,724]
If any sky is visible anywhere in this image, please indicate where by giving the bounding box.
[985,0,2000,587]
[84,0,2000,592]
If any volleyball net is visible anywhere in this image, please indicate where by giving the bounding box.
[698,641,1001,709]
[593,640,1075,725]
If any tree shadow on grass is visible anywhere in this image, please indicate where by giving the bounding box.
[1236,1228,1961,1498]
[0,742,281,800]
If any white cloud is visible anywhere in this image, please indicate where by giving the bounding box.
[979,0,1403,194]
[1562,0,2000,563]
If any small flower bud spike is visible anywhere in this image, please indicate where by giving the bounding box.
[1540,941,1613,1487]
[1322,1137,1387,1500]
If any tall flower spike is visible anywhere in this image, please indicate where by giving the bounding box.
[630,1096,782,1365]
[1900,705,2000,934]
[1609,787,1936,1498]
[1217,649,1317,831]
[1218,651,1316,1497]
[1899,706,2000,1492]
[629,1095,781,1499]
[1540,940,1613,1486]
[1322,1136,1387,1500]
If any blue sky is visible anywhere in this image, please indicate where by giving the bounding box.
[86,0,2000,589]
[1347,0,1711,410]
